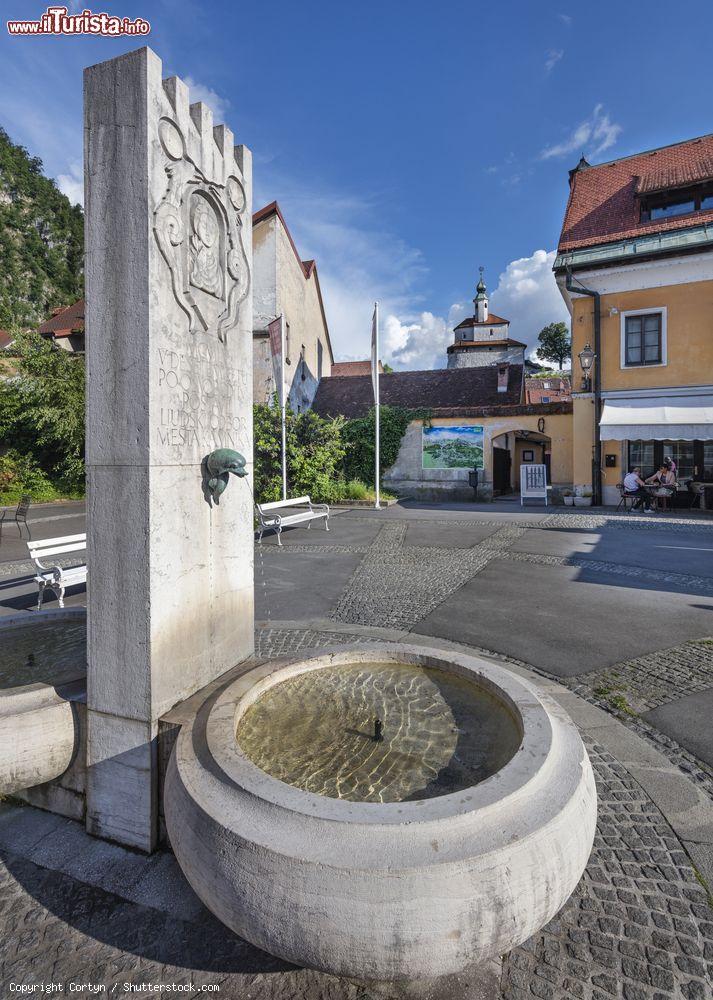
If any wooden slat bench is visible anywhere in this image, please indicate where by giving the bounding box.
[255,496,329,546]
[27,533,87,610]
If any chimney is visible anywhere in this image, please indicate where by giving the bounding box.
[497,363,509,393]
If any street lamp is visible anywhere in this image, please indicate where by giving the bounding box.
[578,343,595,391]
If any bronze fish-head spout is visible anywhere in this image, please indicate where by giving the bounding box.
[205,448,248,502]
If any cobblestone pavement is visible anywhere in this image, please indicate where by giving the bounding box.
[568,639,713,715]
[503,550,713,596]
[344,511,713,534]
[331,522,527,628]
[254,626,383,658]
[559,642,713,802]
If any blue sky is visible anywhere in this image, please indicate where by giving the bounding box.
[2,1,713,368]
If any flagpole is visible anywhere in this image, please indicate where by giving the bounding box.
[374,301,380,510]
[280,314,288,501]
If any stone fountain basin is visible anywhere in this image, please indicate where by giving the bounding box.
[165,644,597,981]
[0,610,84,795]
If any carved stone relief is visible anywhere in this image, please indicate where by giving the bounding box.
[154,117,249,342]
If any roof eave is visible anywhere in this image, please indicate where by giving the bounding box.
[554,222,713,273]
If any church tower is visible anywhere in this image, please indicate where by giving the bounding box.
[447,266,526,370]
[474,267,488,323]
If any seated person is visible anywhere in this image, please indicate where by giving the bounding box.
[623,467,653,511]
[646,464,677,510]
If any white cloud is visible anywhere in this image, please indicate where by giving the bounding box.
[545,49,564,74]
[489,249,570,356]
[56,160,83,206]
[540,104,622,160]
[558,13,573,25]
[183,76,229,122]
[383,303,469,371]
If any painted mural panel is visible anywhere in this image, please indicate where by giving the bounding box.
[422,426,484,469]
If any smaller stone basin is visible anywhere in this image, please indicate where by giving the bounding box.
[165,644,597,982]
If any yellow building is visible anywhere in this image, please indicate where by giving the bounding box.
[554,137,713,506]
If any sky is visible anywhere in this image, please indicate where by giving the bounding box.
[2,1,713,369]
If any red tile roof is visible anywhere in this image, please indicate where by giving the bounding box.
[0,330,13,350]
[525,377,571,404]
[558,133,713,252]
[312,365,524,419]
[39,299,85,337]
[447,339,526,352]
[330,360,384,377]
[454,313,509,329]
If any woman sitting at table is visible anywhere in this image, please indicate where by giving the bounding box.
[646,464,677,511]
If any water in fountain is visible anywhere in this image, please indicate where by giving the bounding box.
[236,661,521,803]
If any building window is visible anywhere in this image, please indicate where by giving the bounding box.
[541,396,550,403]
[628,441,656,478]
[662,440,694,480]
[620,308,666,368]
[317,340,323,380]
[703,442,713,480]
[640,182,713,222]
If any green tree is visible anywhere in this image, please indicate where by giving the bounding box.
[253,402,347,503]
[535,322,571,370]
[341,406,430,485]
[0,330,85,491]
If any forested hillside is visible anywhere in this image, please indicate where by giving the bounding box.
[0,126,83,331]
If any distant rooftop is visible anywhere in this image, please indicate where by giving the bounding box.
[312,364,523,419]
[454,313,509,330]
[447,338,525,353]
[331,360,384,377]
[38,300,84,338]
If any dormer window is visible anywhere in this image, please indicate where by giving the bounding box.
[640,181,713,222]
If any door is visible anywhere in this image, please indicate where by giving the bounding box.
[493,447,512,494]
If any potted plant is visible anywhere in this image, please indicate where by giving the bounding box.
[573,489,593,507]
[562,489,574,507]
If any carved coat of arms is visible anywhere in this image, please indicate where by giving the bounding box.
[153,117,250,342]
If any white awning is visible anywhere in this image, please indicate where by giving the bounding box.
[600,395,713,441]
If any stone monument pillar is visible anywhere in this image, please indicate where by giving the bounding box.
[84,47,253,851]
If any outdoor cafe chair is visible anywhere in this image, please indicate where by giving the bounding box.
[615,483,637,514]
[0,495,32,541]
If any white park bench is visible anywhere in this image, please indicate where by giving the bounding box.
[255,496,329,546]
[27,533,87,610]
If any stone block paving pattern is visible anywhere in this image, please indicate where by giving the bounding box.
[255,626,384,658]
[567,639,713,715]
[502,551,713,597]
[331,522,527,629]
